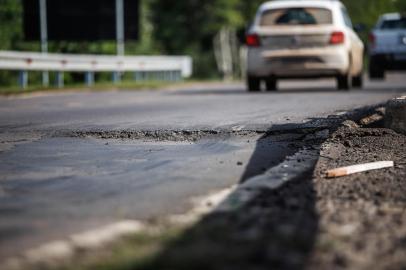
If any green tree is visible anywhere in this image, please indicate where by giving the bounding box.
[0,0,405,84]
[149,0,243,77]
[342,0,396,29]
[0,0,23,86]
[0,0,22,50]
[394,0,406,11]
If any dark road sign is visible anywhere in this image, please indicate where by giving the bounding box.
[23,0,139,41]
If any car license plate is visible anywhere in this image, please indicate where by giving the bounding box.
[394,53,406,61]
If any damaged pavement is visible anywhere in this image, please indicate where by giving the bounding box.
[0,82,405,270]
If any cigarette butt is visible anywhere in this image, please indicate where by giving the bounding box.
[326,161,394,178]
[327,168,347,178]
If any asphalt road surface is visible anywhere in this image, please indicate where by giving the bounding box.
[0,74,405,260]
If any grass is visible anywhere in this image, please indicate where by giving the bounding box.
[0,79,220,96]
[58,226,186,270]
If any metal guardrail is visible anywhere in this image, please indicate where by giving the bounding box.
[0,51,193,88]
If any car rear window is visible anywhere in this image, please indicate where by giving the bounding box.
[260,7,333,26]
[380,18,406,30]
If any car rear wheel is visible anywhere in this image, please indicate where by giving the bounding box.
[352,73,363,88]
[247,76,261,92]
[337,72,352,90]
[265,77,277,91]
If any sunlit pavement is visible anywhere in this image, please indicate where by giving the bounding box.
[0,73,405,260]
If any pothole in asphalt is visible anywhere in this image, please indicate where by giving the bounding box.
[60,127,330,142]
[64,130,266,142]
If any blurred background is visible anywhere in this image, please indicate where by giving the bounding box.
[0,0,405,87]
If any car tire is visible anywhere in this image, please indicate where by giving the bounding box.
[352,73,363,88]
[265,77,277,91]
[337,72,352,90]
[247,76,261,92]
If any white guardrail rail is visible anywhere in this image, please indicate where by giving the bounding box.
[0,50,193,88]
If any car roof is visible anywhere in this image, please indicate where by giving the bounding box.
[258,0,343,12]
[379,13,406,21]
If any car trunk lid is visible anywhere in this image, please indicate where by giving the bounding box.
[256,26,337,49]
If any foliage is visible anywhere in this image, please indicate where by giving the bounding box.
[149,0,244,77]
[0,0,405,84]
[395,0,406,12]
[0,0,23,85]
[342,0,397,28]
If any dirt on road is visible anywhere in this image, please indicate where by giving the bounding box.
[310,124,406,270]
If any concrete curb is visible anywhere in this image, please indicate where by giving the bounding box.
[216,146,321,213]
[386,96,406,135]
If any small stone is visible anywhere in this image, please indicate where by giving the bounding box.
[375,191,384,197]
[343,140,352,147]
[341,120,359,129]
[386,96,406,135]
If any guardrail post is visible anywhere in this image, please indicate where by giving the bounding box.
[56,72,64,88]
[40,0,49,87]
[175,70,182,81]
[113,72,122,84]
[134,71,143,82]
[170,70,176,82]
[42,71,49,87]
[19,71,28,89]
[85,72,95,87]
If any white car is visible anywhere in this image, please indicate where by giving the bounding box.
[245,0,364,91]
[369,13,406,79]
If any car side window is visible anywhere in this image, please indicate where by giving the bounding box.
[341,7,353,28]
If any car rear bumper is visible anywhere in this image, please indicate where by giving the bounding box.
[369,53,406,70]
[247,47,349,78]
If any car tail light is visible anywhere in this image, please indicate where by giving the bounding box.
[246,34,260,47]
[369,32,376,46]
[330,31,345,45]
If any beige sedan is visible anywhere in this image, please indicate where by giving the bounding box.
[245,0,364,91]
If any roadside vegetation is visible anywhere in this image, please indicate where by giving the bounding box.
[57,226,186,270]
[0,80,165,96]
[0,0,405,89]
[0,78,223,96]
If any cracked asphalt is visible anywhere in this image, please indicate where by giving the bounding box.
[0,75,405,261]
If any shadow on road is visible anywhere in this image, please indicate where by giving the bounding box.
[174,87,341,96]
[129,118,338,270]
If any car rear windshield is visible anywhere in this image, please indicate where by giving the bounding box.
[380,18,406,30]
[260,7,333,26]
